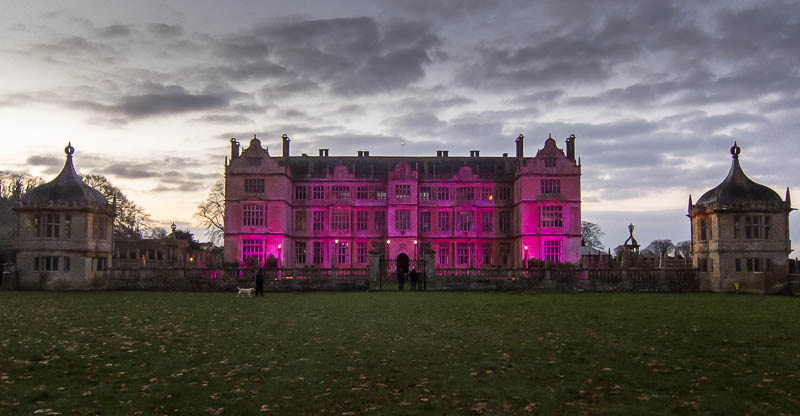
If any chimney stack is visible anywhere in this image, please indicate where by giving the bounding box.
[566,134,576,161]
[230,138,240,160]
[515,134,524,161]
[282,134,290,158]
[470,150,480,158]
[319,149,329,157]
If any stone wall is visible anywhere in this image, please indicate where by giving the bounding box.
[425,267,699,292]
[101,267,369,292]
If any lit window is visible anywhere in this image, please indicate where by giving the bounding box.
[437,187,450,200]
[244,179,264,193]
[456,211,474,232]
[543,240,561,262]
[313,242,324,264]
[395,184,411,199]
[332,186,350,200]
[481,211,492,233]
[336,242,348,265]
[295,210,307,232]
[541,206,563,228]
[482,242,492,265]
[456,243,470,265]
[419,211,431,232]
[332,211,350,231]
[242,204,266,227]
[312,211,325,231]
[499,211,511,233]
[496,186,512,201]
[356,242,368,264]
[456,187,474,201]
[438,211,450,232]
[312,186,326,200]
[295,185,308,200]
[375,211,386,232]
[541,179,560,194]
[374,186,387,200]
[480,188,492,201]
[242,239,264,264]
[295,242,307,264]
[499,243,511,266]
[356,211,368,231]
[419,186,431,201]
[395,210,411,231]
[438,243,449,266]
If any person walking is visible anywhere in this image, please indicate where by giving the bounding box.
[409,267,418,291]
[255,268,264,297]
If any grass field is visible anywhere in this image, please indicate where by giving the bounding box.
[1,292,799,415]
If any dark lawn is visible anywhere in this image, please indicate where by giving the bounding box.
[0,292,799,415]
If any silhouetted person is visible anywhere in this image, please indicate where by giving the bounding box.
[397,268,406,291]
[409,268,418,291]
[255,268,264,296]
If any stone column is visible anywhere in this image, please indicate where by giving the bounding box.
[368,248,382,291]
[423,248,435,291]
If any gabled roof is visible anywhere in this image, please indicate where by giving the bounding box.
[286,155,518,179]
[21,143,109,206]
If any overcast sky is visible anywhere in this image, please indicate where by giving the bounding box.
[1,0,798,251]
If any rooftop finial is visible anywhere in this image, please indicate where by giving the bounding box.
[548,132,552,139]
[253,133,257,140]
[730,141,740,159]
[65,142,74,157]
[171,222,177,233]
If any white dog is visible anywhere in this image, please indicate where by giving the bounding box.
[236,287,255,297]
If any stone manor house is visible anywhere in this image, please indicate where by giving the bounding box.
[6,136,795,293]
[223,134,582,270]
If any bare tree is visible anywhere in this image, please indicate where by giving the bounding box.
[0,171,43,199]
[195,178,225,247]
[581,221,605,249]
[642,239,675,258]
[675,240,691,259]
[81,174,153,239]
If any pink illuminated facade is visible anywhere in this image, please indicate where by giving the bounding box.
[223,134,581,268]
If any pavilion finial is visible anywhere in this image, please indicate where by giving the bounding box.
[65,142,75,157]
[730,141,740,159]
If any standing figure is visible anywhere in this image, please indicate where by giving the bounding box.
[409,268,418,291]
[255,268,264,296]
[397,268,406,291]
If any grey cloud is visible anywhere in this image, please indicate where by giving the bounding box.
[194,114,252,124]
[215,34,270,60]
[218,60,287,81]
[103,162,157,179]
[26,155,62,174]
[147,23,184,38]
[215,17,440,96]
[33,36,111,55]
[70,84,233,119]
[510,90,564,106]
[97,24,132,38]
[388,0,499,18]
[679,112,768,134]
